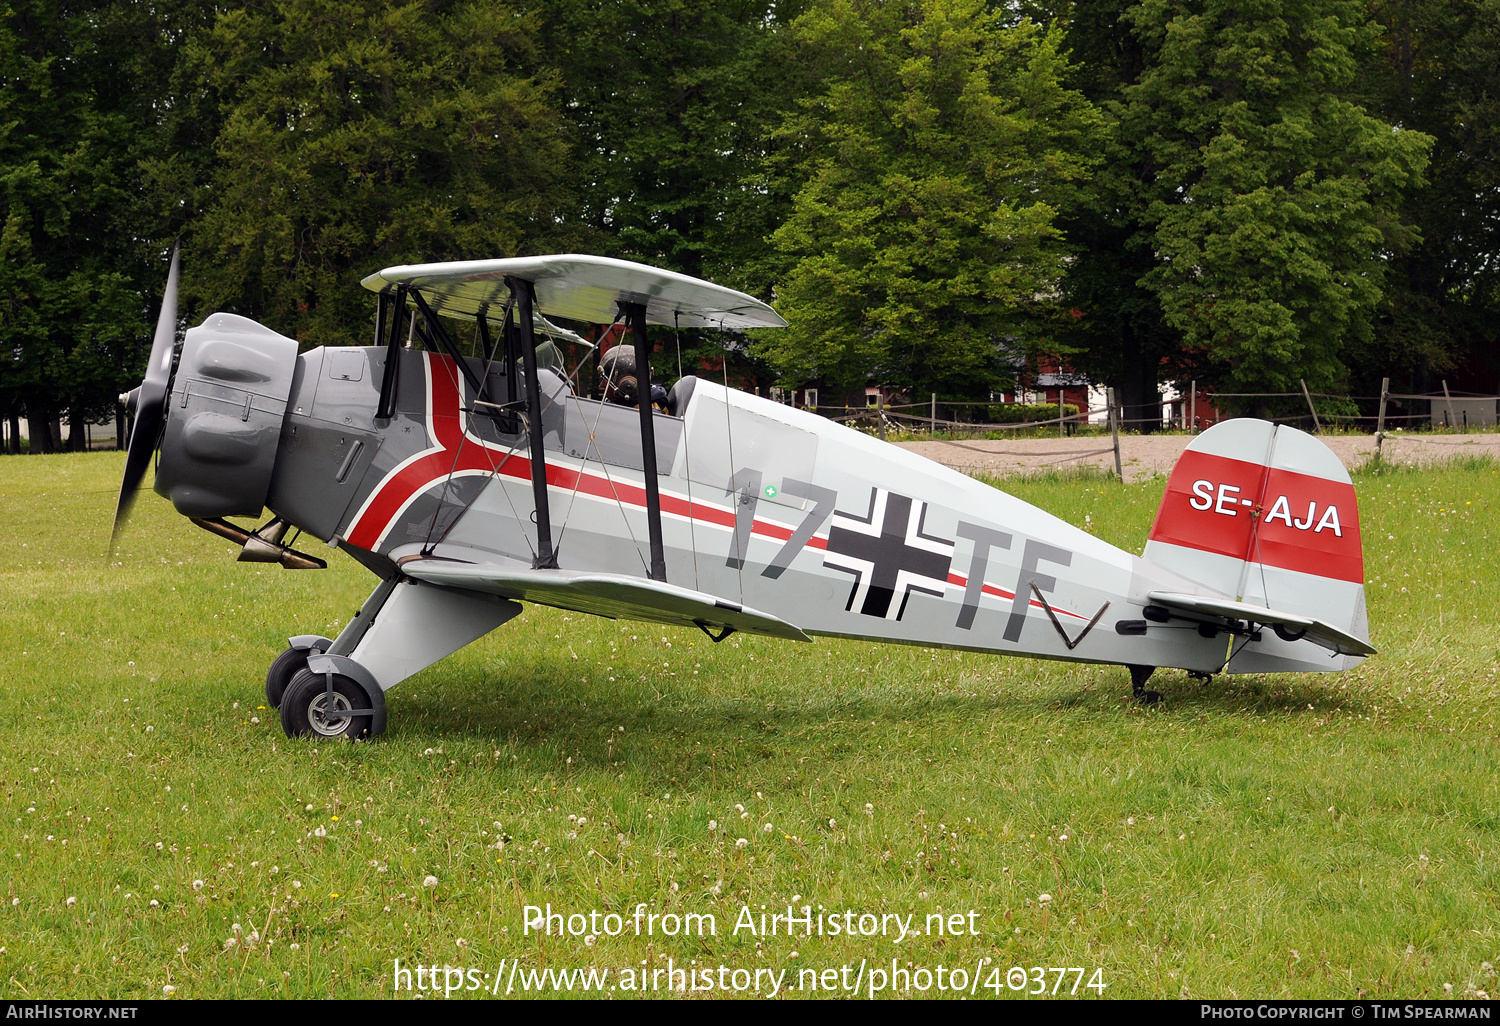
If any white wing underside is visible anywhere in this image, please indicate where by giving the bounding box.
[399,558,810,642]
[361,254,786,330]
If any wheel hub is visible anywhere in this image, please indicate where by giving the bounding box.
[308,690,354,736]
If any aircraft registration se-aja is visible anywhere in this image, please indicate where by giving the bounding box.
[113,251,1375,739]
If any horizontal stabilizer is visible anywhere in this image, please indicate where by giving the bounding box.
[1148,591,1376,658]
[400,560,811,642]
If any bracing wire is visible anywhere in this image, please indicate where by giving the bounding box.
[553,315,652,577]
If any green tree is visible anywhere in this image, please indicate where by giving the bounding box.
[1121,0,1431,410]
[191,0,574,347]
[758,0,1100,401]
[1357,0,1500,399]
[1046,0,1184,432]
[0,0,193,451]
[534,0,807,394]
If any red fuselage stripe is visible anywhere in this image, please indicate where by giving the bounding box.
[345,354,1088,620]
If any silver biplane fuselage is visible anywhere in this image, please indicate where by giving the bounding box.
[117,255,1375,739]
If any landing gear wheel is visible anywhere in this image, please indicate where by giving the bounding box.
[265,647,311,709]
[280,668,371,741]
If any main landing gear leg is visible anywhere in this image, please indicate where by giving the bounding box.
[1128,664,1161,705]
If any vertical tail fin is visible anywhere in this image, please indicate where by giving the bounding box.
[1143,420,1370,672]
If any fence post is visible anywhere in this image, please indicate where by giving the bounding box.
[1300,379,1322,433]
[931,392,936,438]
[1108,387,1123,481]
[1442,380,1457,431]
[877,392,885,442]
[1375,376,1389,460]
[1190,380,1197,434]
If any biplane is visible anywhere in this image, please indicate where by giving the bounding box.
[113,252,1374,739]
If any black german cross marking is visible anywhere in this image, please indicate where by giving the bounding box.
[823,488,953,620]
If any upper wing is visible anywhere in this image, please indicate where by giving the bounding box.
[361,254,786,330]
[400,559,810,642]
[1148,591,1376,657]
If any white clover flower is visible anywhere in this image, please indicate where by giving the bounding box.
[313,826,326,838]
[224,937,237,950]
[292,881,301,889]
[155,842,163,850]
[763,823,773,833]
[289,943,300,951]
[65,896,76,907]
[708,820,718,831]
[1126,817,1136,826]
[149,899,159,908]
[162,985,175,996]
[250,717,259,725]
[192,880,204,891]
[423,875,439,888]
[1038,893,1053,904]
[735,838,748,849]
[270,866,279,875]
[735,804,744,813]
[456,938,467,949]
[865,803,874,815]
[577,817,587,827]
[828,818,836,829]
[1059,834,1069,842]
[584,935,596,947]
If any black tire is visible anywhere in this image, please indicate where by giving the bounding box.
[265,647,310,709]
[280,668,372,741]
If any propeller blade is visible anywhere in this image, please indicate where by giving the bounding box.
[112,244,180,548]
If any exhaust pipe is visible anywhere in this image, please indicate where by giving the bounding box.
[190,517,328,570]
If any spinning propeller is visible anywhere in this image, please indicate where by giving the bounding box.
[111,244,180,547]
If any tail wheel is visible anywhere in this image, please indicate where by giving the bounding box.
[280,668,372,741]
[265,647,311,709]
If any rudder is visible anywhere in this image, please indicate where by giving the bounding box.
[1143,420,1369,672]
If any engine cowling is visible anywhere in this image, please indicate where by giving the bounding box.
[154,314,299,518]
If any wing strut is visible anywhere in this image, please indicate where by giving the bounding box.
[509,276,558,569]
[375,285,404,420]
[621,300,667,582]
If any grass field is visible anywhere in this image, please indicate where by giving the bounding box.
[0,451,1496,1000]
